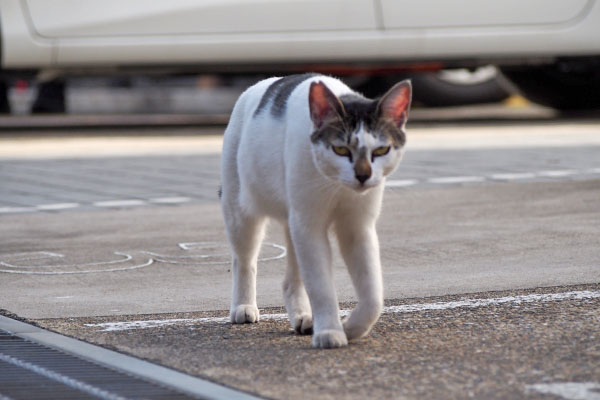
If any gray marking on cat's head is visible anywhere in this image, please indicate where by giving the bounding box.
[254,73,318,118]
[310,80,412,149]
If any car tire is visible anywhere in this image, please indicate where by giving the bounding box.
[501,58,600,111]
[31,79,66,114]
[409,68,512,107]
[0,80,10,114]
[354,67,512,106]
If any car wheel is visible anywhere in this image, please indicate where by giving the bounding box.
[411,66,512,107]
[31,79,66,114]
[501,57,600,111]
[0,80,10,114]
[354,66,512,106]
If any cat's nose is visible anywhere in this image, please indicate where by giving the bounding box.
[356,173,370,184]
[354,155,372,185]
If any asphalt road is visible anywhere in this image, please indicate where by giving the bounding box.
[1,112,599,399]
[35,284,600,400]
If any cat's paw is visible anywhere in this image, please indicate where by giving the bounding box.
[312,329,348,349]
[291,313,313,335]
[342,319,370,341]
[230,304,260,324]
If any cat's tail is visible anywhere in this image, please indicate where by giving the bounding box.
[220,86,250,204]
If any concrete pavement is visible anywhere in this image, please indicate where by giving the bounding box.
[1,179,599,319]
[2,122,600,214]
[1,117,600,399]
[33,284,600,400]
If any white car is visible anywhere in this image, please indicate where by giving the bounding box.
[2,0,600,110]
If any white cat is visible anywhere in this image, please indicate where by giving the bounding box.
[220,73,411,348]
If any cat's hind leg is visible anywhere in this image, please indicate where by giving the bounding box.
[221,90,268,323]
[224,211,266,324]
[282,224,313,334]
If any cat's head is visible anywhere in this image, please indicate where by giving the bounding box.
[308,79,411,192]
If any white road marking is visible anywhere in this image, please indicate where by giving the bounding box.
[384,290,600,313]
[2,251,64,261]
[536,169,578,177]
[86,318,227,332]
[385,179,418,188]
[148,196,191,204]
[0,252,133,269]
[36,203,80,211]
[0,251,154,275]
[85,290,600,332]
[93,199,147,208]
[0,242,285,274]
[526,382,600,400]
[0,259,154,275]
[427,176,486,184]
[2,166,599,214]
[490,172,537,181]
[155,241,287,265]
[0,206,36,213]
[179,242,203,250]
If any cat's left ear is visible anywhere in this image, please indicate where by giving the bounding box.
[377,80,412,128]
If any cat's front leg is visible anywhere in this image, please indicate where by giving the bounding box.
[335,222,383,341]
[289,215,347,348]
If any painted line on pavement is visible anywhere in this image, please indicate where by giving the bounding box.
[148,197,192,204]
[385,166,600,188]
[0,206,36,213]
[0,196,193,215]
[1,167,599,214]
[489,172,537,181]
[526,382,600,400]
[536,169,579,177]
[0,242,285,275]
[385,179,418,187]
[427,176,486,184]
[35,203,81,211]
[93,199,148,208]
[84,289,600,332]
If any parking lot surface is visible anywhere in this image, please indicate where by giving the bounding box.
[1,113,599,399]
[34,284,600,400]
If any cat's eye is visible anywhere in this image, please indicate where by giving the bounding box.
[372,146,391,157]
[332,146,351,157]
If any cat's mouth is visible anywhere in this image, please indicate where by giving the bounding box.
[351,180,378,193]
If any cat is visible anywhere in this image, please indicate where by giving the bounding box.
[220,73,411,348]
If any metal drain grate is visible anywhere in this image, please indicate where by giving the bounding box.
[0,329,199,400]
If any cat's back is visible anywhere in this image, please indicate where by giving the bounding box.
[239,74,353,125]
[227,74,351,160]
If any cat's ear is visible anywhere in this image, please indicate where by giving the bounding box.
[308,81,344,128]
[377,80,412,128]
